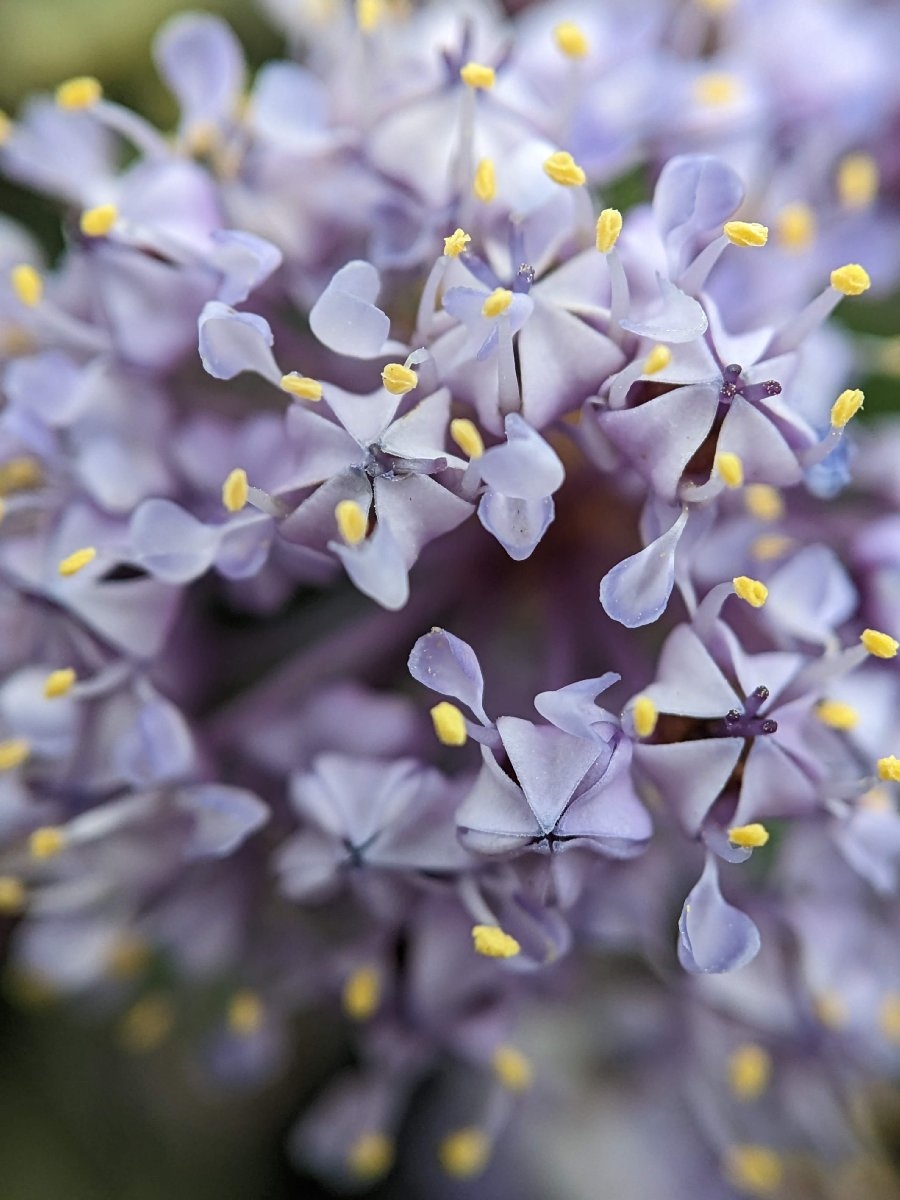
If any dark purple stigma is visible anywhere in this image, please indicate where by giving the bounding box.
[718,364,782,406]
[711,685,778,738]
[513,263,535,293]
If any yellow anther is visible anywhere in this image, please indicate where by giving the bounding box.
[723,221,769,248]
[472,923,520,958]
[107,936,150,979]
[56,76,103,110]
[343,965,380,1020]
[443,228,471,258]
[222,467,249,512]
[430,701,468,747]
[632,696,658,739]
[859,785,891,813]
[58,546,97,577]
[694,72,741,106]
[0,738,30,772]
[10,264,42,308]
[492,1044,533,1092]
[724,1145,784,1195]
[837,153,879,210]
[43,668,76,699]
[227,989,264,1035]
[438,1128,491,1179]
[119,994,174,1053]
[0,456,42,494]
[280,373,323,401]
[877,756,900,783]
[861,628,899,659]
[381,362,418,395]
[596,208,623,254]
[815,990,848,1029]
[335,500,368,546]
[553,22,590,58]
[744,485,784,522]
[0,111,12,145]
[29,826,65,860]
[751,534,793,562]
[815,700,859,731]
[459,62,495,90]
[695,0,734,11]
[355,0,384,33]
[830,263,871,296]
[879,994,900,1044]
[450,418,484,460]
[728,1043,772,1100]
[716,452,744,488]
[543,150,586,187]
[728,823,770,849]
[642,344,671,375]
[79,204,118,238]
[348,1132,394,1180]
[830,387,864,429]
[473,158,496,203]
[733,576,768,608]
[0,876,25,915]
[482,287,513,318]
[775,202,816,253]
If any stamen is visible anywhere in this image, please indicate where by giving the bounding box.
[459,62,495,90]
[492,1045,533,1092]
[335,500,368,546]
[861,628,898,659]
[830,387,864,428]
[80,204,118,238]
[775,202,816,252]
[222,468,249,512]
[118,994,174,1053]
[830,263,871,296]
[381,362,418,395]
[29,826,66,859]
[733,576,768,608]
[694,72,741,107]
[227,989,264,1035]
[450,418,484,459]
[643,343,671,375]
[43,668,76,699]
[744,485,784,522]
[632,696,658,738]
[723,221,769,248]
[727,1043,771,1100]
[837,153,879,210]
[543,150,586,187]
[472,923,520,958]
[553,22,590,58]
[58,546,97,576]
[728,823,770,848]
[482,287,513,318]
[0,111,12,144]
[724,1145,783,1195]
[0,738,30,771]
[342,965,380,1020]
[716,452,744,488]
[815,700,859,731]
[430,701,468,746]
[877,756,900,783]
[0,876,25,915]
[438,1128,491,1179]
[473,158,496,203]
[56,76,103,110]
[10,264,42,308]
[280,373,323,401]
[596,207,623,254]
[879,994,900,1044]
[443,228,471,257]
[356,0,384,33]
[0,456,42,494]
[348,1133,394,1180]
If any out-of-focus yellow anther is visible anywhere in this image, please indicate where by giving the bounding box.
[0,876,25,915]
[438,1128,491,1179]
[0,456,42,494]
[56,76,102,110]
[280,373,323,401]
[744,485,784,522]
[335,500,368,546]
[642,344,670,375]
[815,700,858,731]
[58,546,97,576]
[29,826,65,860]
[119,994,174,1053]
[473,158,496,203]
[381,362,418,395]
[460,62,495,90]
[861,629,898,659]
[10,264,42,308]
[728,1043,772,1100]
[80,204,118,238]
[879,994,900,1044]
[0,738,30,772]
[751,534,792,561]
[877,336,900,378]
[492,1044,533,1092]
[877,756,900,783]
[222,467,249,512]
[815,990,848,1029]
[694,72,741,106]
[830,387,864,429]
[632,696,658,738]
[553,22,590,58]
[355,0,384,33]
[859,785,891,813]
[716,452,744,488]
[228,989,264,1035]
[596,208,622,254]
[348,1132,395,1180]
[837,153,879,210]
[543,150,586,187]
[775,202,816,252]
[724,221,769,248]
[443,228,471,258]
[728,823,770,849]
[472,924,520,958]
[450,418,484,459]
[482,287,513,318]
[724,1145,783,1195]
[830,263,871,296]
[343,965,380,1020]
[695,0,734,12]
[107,935,150,979]
[430,701,468,746]
[43,668,76,699]
[733,576,768,608]
[0,111,12,145]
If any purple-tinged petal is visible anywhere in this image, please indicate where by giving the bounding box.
[832,808,900,895]
[114,696,194,787]
[322,384,400,448]
[600,507,688,627]
[478,491,554,560]
[250,62,329,152]
[498,716,600,834]
[519,302,623,429]
[282,405,362,488]
[456,751,538,854]
[678,854,760,974]
[176,784,269,858]
[763,544,858,647]
[477,413,564,500]
[329,522,409,610]
[408,628,488,724]
[644,624,740,717]
[557,740,652,854]
[308,260,391,358]
[380,387,455,465]
[198,301,281,383]
[216,510,275,579]
[62,576,181,659]
[372,474,472,567]
[717,395,803,488]
[209,230,283,306]
[635,738,744,833]
[276,831,345,902]
[702,824,753,865]
[732,736,818,826]
[534,675,620,738]
[619,276,708,343]
[278,470,369,550]
[130,498,221,583]
[653,155,744,277]
[153,13,244,129]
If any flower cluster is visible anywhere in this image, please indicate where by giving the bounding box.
[1,0,900,1195]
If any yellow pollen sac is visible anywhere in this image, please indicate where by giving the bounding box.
[280,373,323,401]
[450,418,484,460]
[861,628,899,659]
[492,1044,533,1092]
[724,1145,784,1195]
[752,534,792,562]
[79,204,118,238]
[0,875,25,915]
[632,696,658,739]
[775,202,816,253]
[543,150,586,187]
[879,994,900,1044]
[119,994,174,1053]
[343,965,381,1021]
[830,263,871,296]
[473,158,496,203]
[459,62,495,90]
[10,264,43,308]
[815,990,848,1029]
[723,221,769,248]
[56,76,103,110]
[430,701,468,747]
[335,500,368,546]
[222,467,249,512]
[642,344,671,375]
[472,923,520,959]
[381,362,418,395]
[438,1128,491,1179]
[695,0,734,12]
[0,456,43,494]
[443,228,471,258]
[227,989,264,1035]
[43,668,76,699]
[877,756,900,783]
[482,287,513,318]
[728,823,770,849]
[58,546,97,577]
[29,826,65,860]
[553,22,590,58]
[348,1132,395,1181]
[0,111,12,145]
[830,387,864,429]
[596,207,623,254]
[837,153,879,210]
[694,72,741,106]
[744,484,784,522]
[728,1043,772,1100]
[0,738,30,772]
[716,452,744,488]
[815,700,859,731]
[733,576,768,608]
[355,0,384,33]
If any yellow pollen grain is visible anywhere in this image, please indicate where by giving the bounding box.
[80,204,118,238]
[0,738,30,772]
[472,923,520,958]
[830,263,871,296]
[473,158,496,203]
[716,452,744,488]
[815,700,859,731]
[280,373,323,401]
[815,990,848,1029]
[348,1132,394,1180]
[0,456,42,494]
[831,387,864,429]
[543,150,586,187]
[837,153,879,210]
[56,76,102,110]
[877,756,900,783]
[222,467,249,512]
[381,362,418,395]
[459,62,495,90]
[43,668,76,699]
[228,989,264,1035]
[430,701,468,746]
[744,484,784,522]
[694,72,741,107]
[861,629,899,659]
[879,994,900,1044]
[632,696,658,738]
[728,1043,772,1100]
[450,418,484,460]
[492,1044,533,1092]
[482,287,513,318]
[554,22,590,58]
[776,202,816,253]
[724,1145,783,1195]
[342,965,380,1020]
[751,534,793,562]
[728,823,770,849]
[10,264,42,308]
[443,228,471,258]
[0,876,25,915]
[58,546,97,577]
[724,221,769,248]
[118,994,174,1053]
[438,1128,491,1179]
[596,207,623,254]
[335,500,368,546]
[356,0,384,33]
[642,343,670,375]
[29,826,65,860]
[733,576,768,608]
